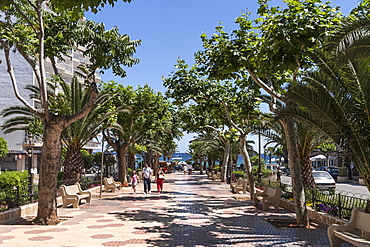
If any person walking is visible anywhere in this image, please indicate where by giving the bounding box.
[156,168,165,193]
[131,170,139,194]
[276,167,282,181]
[143,164,152,194]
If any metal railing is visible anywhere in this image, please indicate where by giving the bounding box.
[0,178,101,212]
[257,178,370,220]
[0,185,39,211]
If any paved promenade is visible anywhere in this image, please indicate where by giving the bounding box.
[0,172,333,247]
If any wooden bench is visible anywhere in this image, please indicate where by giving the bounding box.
[103,176,122,192]
[59,182,92,208]
[328,207,370,247]
[230,178,248,194]
[255,186,281,212]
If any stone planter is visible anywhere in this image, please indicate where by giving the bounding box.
[279,198,345,226]
[337,176,348,183]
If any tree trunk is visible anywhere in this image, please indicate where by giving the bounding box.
[117,144,129,186]
[63,147,83,184]
[239,133,256,204]
[221,140,230,182]
[283,147,289,165]
[199,157,204,175]
[207,157,212,171]
[34,122,62,225]
[280,114,308,227]
[127,153,136,170]
[153,156,159,175]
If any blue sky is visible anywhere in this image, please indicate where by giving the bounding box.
[86,0,360,153]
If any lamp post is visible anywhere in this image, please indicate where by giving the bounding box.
[27,148,34,193]
[257,125,262,183]
[103,150,112,177]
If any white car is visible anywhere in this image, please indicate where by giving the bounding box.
[312,171,336,190]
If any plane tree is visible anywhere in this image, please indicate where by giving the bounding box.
[164,60,262,201]
[0,0,139,225]
[192,0,342,226]
[100,82,178,186]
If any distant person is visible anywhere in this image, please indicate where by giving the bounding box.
[143,164,152,194]
[131,170,139,194]
[187,164,193,174]
[183,165,188,174]
[276,167,282,181]
[156,168,165,193]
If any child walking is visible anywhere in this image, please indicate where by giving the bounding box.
[131,170,139,194]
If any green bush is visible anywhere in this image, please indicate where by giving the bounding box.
[338,167,348,177]
[252,166,273,178]
[0,170,29,189]
[232,171,245,179]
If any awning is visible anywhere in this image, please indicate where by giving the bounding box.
[310,154,326,161]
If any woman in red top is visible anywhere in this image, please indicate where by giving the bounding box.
[156,168,165,193]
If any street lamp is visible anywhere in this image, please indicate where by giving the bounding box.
[27,148,34,193]
[103,150,112,177]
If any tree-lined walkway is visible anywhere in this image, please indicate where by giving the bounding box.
[0,172,334,246]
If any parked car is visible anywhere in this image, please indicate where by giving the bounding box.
[312,171,336,191]
[279,166,289,175]
[315,166,338,180]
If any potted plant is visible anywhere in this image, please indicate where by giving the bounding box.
[337,167,348,183]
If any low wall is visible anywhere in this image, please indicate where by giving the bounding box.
[279,198,346,226]
[0,186,102,223]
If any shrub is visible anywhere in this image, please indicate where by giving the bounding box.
[252,166,273,178]
[232,171,245,179]
[338,167,348,177]
[0,170,29,189]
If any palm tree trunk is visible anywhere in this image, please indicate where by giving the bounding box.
[34,122,62,225]
[300,156,315,188]
[128,153,135,170]
[63,147,83,184]
[280,113,308,227]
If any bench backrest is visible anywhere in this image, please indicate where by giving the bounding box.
[265,187,281,198]
[355,211,370,232]
[237,178,244,186]
[104,177,114,185]
[60,184,80,196]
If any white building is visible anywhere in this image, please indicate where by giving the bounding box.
[0,48,101,173]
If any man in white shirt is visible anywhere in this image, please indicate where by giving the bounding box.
[143,164,152,194]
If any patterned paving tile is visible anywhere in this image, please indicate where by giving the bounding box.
[0,172,335,247]
[90,234,114,239]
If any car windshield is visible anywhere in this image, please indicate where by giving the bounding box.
[313,171,332,179]
[327,167,338,172]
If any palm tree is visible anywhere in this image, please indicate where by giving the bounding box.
[2,76,120,183]
[265,147,275,164]
[259,112,329,188]
[328,11,370,62]
[286,30,370,189]
[60,77,122,182]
